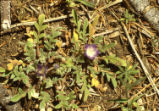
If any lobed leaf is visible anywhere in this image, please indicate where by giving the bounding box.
[105,55,127,67]
[38,14,45,26]
[11,88,27,102]
[72,9,78,25]
[0,67,5,73]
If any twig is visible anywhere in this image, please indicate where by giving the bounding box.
[10,12,85,29]
[0,41,6,48]
[98,0,123,11]
[0,12,85,35]
[131,22,155,38]
[29,5,39,14]
[93,28,120,37]
[91,0,123,20]
[129,77,159,101]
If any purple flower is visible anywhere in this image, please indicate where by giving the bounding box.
[84,44,99,60]
[37,64,47,77]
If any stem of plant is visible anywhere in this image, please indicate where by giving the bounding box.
[36,31,40,58]
[36,44,40,58]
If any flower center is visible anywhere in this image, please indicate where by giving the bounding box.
[86,47,96,57]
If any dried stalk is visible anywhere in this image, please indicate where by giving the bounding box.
[10,12,85,28]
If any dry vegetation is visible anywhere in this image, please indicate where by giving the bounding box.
[0,0,159,111]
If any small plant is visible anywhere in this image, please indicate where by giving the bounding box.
[151,36,159,53]
[1,14,55,111]
[55,91,78,110]
[120,9,136,24]
[0,10,142,111]
[116,64,139,86]
[113,94,144,111]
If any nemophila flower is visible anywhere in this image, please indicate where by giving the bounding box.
[84,44,99,60]
[37,64,47,77]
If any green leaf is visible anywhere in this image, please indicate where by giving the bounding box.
[28,88,39,99]
[88,66,98,75]
[74,0,95,8]
[10,74,15,79]
[55,91,77,110]
[0,67,5,73]
[34,22,40,32]
[111,77,117,88]
[38,14,45,26]
[84,87,89,102]
[123,9,136,24]
[126,77,146,91]
[66,58,74,68]
[70,104,78,109]
[122,107,129,111]
[55,103,63,109]
[68,91,76,100]
[39,92,51,111]
[51,29,62,39]
[45,78,53,89]
[67,0,77,7]
[40,101,46,111]
[26,64,35,74]
[39,33,45,39]
[40,25,48,32]
[21,73,31,87]
[33,31,38,41]
[39,91,50,102]
[72,9,78,25]
[99,43,115,53]
[2,71,11,77]
[80,76,90,102]
[105,55,127,67]
[77,20,81,33]
[83,19,88,36]
[11,88,27,102]
[94,36,104,44]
